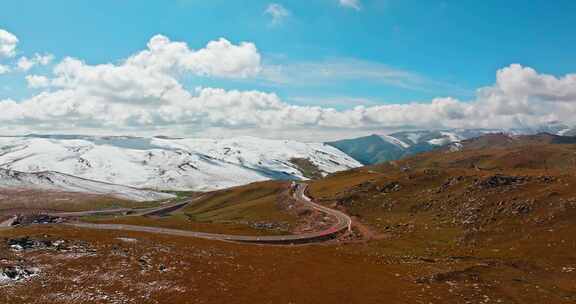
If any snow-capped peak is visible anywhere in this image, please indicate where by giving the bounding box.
[0,135,362,192]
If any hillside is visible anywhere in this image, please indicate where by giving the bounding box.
[309,133,576,303]
[0,135,361,191]
[326,130,491,165]
[326,125,573,165]
[85,181,302,236]
[0,168,173,202]
[326,134,406,165]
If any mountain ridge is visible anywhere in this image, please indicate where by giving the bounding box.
[326,124,575,165]
[0,135,361,191]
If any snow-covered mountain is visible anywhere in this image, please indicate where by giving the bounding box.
[0,168,174,202]
[0,135,361,191]
[327,124,574,165]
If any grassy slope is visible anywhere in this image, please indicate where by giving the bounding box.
[182,181,293,222]
[308,135,576,303]
[87,181,299,236]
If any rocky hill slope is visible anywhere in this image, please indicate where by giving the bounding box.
[310,133,576,303]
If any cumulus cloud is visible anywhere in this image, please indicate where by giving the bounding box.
[0,34,575,141]
[17,53,54,71]
[0,64,10,74]
[126,35,261,78]
[339,0,361,10]
[265,3,290,26]
[0,29,18,58]
[0,35,266,133]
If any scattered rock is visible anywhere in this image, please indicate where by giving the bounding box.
[13,214,63,226]
[377,182,401,193]
[116,237,138,243]
[6,237,95,255]
[138,255,153,272]
[415,266,487,284]
[436,176,465,193]
[475,175,527,189]
[0,266,40,283]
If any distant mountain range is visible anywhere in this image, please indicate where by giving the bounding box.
[1,124,574,195]
[0,168,174,202]
[326,123,575,165]
[0,135,361,192]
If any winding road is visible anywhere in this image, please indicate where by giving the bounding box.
[68,183,353,244]
[47,200,196,218]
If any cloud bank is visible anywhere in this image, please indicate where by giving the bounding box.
[1,32,576,141]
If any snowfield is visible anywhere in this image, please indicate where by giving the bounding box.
[0,169,175,202]
[0,135,361,191]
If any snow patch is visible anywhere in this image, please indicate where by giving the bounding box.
[379,135,411,149]
[405,133,423,144]
[428,132,462,146]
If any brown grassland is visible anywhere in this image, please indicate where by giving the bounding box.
[0,189,162,220]
[1,133,576,303]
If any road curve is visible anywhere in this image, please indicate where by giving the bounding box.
[47,198,199,218]
[68,183,352,245]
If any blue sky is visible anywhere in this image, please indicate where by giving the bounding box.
[0,1,575,140]
[2,0,575,104]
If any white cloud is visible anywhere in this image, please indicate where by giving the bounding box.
[126,35,261,78]
[17,57,34,71]
[17,53,54,71]
[265,3,290,26]
[1,34,576,141]
[339,0,361,10]
[50,56,187,105]
[0,64,10,74]
[25,75,51,88]
[0,29,18,58]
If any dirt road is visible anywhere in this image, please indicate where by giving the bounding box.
[47,199,196,218]
[68,183,352,244]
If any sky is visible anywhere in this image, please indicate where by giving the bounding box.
[0,0,576,141]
